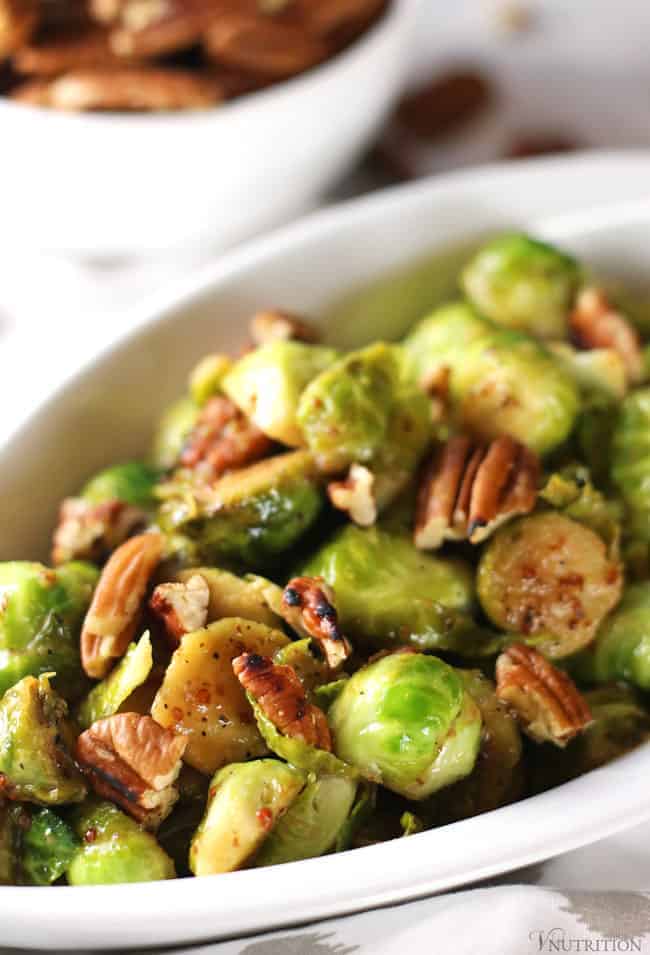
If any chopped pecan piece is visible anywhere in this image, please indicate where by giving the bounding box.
[81,532,163,679]
[250,309,318,346]
[415,434,540,550]
[496,643,592,747]
[328,463,377,527]
[76,713,186,828]
[149,573,209,648]
[204,12,327,78]
[51,497,146,566]
[0,0,38,59]
[233,651,332,750]
[570,287,644,385]
[180,395,272,480]
[281,576,352,669]
[13,27,120,76]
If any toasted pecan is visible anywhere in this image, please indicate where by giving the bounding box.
[328,463,377,528]
[149,573,209,648]
[496,643,592,747]
[415,434,539,549]
[250,309,318,346]
[570,287,644,385]
[233,651,332,750]
[13,27,119,75]
[76,713,186,827]
[180,395,272,480]
[0,0,37,59]
[51,497,146,566]
[281,576,352,669]
[81,532,163,679]
[204,12,327,78]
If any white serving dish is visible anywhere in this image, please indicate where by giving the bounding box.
[0,0,417,258]
[2,153,650,950]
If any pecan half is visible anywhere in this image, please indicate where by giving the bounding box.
[570,287,644,385]
[81,532,163,679]
[13,27,120,76]
[204,12,327,78]
[415,435,540,550]
[233,651,332,750]
[180,395,272,480]
[0,0,38,59]
[51,497,146,566]
[281,576,352,669]
[149,573,209,648]
[496,643,592,747]
[249,309,318,346]
[108,0,223,57]
[76,713,186,828]
[328,463,377,527]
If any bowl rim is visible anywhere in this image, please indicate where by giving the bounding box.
[0,0,410,129]
[2,151,650,950]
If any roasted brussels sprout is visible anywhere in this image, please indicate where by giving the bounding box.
[189,354,232,407]
[302,526,498,655]
[80,462,159,510]
[157,450,324,568]
[461,233,580,339]
[570,584,650,689]
[404,304,579,455]
[174,567,283,629]
[329,652,482,800]
[151,617,289,774]
[477,512,623,658]
[76,632,153,730]
[611,387,650,540]
[223,341,338,447]
[67,800,175,884]
[151,396,198,470]
[20,808,79,885]
[189,760,305,875]
[0,675,86,805]
[0,560,98,698]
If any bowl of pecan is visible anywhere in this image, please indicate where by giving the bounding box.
[0,0,417,255]
[2,154,650,950]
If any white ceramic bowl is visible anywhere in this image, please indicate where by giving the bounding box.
[3,153,650,950]
[0,0,417,258]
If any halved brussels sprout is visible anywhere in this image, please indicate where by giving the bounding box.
[0,675,86,805]
[461,233,580,339]
[329,652,482,800]
[404,305,579,455]
[67,800,175,885]
[76,632,153,730]
[611,387,650,540]
[273,639,330,695]
[151,396,198,470]
[301,526,496,655]
[254,774,357,867]
[189,354,232,407]
[20,808,79,885]
[426,669,523,823]
[547,343,627,402]
[189,759,305,876]
[151,617,289,774]
[80,462,160,510]
[157,450,324,568]
[174,567,283,629]
[223,341,338,447]
[477,512,623,658]
[0,560,98,698]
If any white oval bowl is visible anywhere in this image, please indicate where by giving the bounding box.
[0,0,416,257]
[2,152,650,950]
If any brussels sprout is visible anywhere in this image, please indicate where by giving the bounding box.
[477,512,623,658]
[404,305,579,455]
[611,388,650,540]
[547,343,627,402]
[461,233,580,339]
[301,526,498,655]
[189,353,233,407]
[273,639,330,694]
[175,567,283,629]
[80,462,160,510]
[426,669,523,823]
[67,800,175,884]
[254,774,357,867]
[21,808,79,885]
[0,675,86,805]
[297,343,402,473]
[152,396,198,470]
[189,760,305,875]
[76,632,153,730]
[151,617,289,774]
[0,560,98,698]
[157,450,324,568]
[223,341,338,447]
[329,652,482,800]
